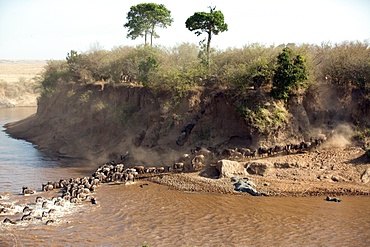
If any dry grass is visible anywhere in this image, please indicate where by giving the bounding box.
[0,60,46,83]
[0,60,46,107]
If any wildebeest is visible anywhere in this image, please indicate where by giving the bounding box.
[156,167,165,173]
[258,147,269,157]
[134,165,145,174]
[299,141,312,151]
[42,183,54,192]
[146,167,156,173]
[22,186,36,195]
[238,148,256,158]
[191,154,205,171]
[325,196,342,202]
[273,145,284,155]
[3,218,17,224]
[172,162,184,172]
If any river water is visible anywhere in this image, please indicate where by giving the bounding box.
[1,107,370,247]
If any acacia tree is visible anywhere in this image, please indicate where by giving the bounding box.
[124,3,173,46]
[185,6,228,67]
[271,47,308,100]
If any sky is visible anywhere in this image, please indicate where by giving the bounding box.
[0,0,369,60]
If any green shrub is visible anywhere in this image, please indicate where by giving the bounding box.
[138,56,158,85]
[79,90,93,103]
[271,47,308,100]
[355,128,370,141]
[36,60,70,98]
[237,100,289,134]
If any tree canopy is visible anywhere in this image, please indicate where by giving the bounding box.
[124,3,173,46]
[185,6,228,67]
[270,47,308,100]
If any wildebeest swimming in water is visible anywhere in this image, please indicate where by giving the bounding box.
[22,186,36,195]
[3,218,17,224]
[325,196,342,202]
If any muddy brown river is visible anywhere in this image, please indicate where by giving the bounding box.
[1,108,370,246]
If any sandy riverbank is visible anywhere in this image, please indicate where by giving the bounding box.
[148,147,370,197]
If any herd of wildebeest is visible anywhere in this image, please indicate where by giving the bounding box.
[1,136,327,225]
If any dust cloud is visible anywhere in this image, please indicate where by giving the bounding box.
[126,146,181,167]
[307,81,358,149]
[321,124,355,149]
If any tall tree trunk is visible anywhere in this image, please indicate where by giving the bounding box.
[144,31,148,46]
[150,25,154,47]
[207,30,212,69]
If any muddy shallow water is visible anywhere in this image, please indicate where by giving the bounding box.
[1,108,370,246]
[2,183,370,246]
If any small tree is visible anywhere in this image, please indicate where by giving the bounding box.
[248,57,274,90]
[124,3,173,46]
[271,47,308,100]
[138,56,158,85]
[66,50,80,64]
[185,6,228,68]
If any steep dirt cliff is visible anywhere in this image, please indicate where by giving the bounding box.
[6,83,253,166]
[5,82,367,167]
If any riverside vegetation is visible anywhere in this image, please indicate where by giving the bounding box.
[38,41,370,143]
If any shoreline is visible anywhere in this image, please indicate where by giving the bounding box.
[147,172,370,197]
[146,146,370,197]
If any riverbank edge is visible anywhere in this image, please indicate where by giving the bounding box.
[145,171,370,197]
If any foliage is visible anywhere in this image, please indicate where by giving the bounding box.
[212,44,277,88]
[124,3,173,46]
[79,90,93,103]
[164,43,199,70]
[227,56,275,90]
[320,41,370,93]
[248,56,275,89]
[237,99,289,135]
[66,50,80,64]
[355,128,370,141]
[36,42,368,97]
[138,56,158,85]
[35,41,369,133]
[185,6,228,67]
[0,77,37,99]
[270,47,308,100]
[36,60,69,99]
[31,39,370,138]
[148,65,197,107]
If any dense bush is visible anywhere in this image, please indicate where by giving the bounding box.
[37,41,370,92]
[270,47,308,100]
[235,89,289,134]
[212,43,278,89]
[239,101,289,134]
[320,41,370,91]
[36,60,70,98]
